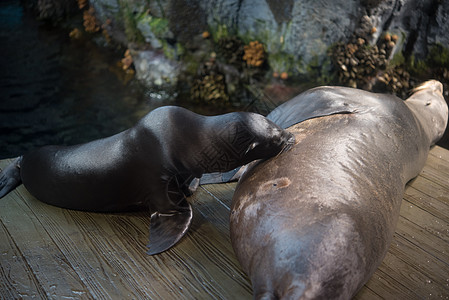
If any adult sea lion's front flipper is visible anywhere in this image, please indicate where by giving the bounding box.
[148,200,192,255]
[266,86,361,129]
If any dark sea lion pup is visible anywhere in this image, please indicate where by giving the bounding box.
[230,80,448,299]
[0,106,295,255]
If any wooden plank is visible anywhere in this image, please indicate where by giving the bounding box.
[18,189,152,298]
[193,187,232,230]
[374,249,438,299]
[391,234,449,294]
[358,268,420,300]
[174,188,252,298]
[395,215,449,266]
[418,155,449,200]
[369,145,449,300]
[426,152,449,177]
[0,187,91,298]
[430,145,449,163]
[354,287,382,300]
[404,185,449,221]
[27,207,162,299]
[1,145,448,299]
[201,182,237,209]
[408,176,449,207]
[420,166,449,193]
[23,188,251,299]
[0,219,47,299]
[399,198,448,243]
[0,159,252,299]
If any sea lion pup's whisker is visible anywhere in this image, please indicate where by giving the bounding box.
[277,145,289,157]
[276,137,295,157]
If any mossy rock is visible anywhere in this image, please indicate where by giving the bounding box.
[119,1,144,43]
[427,44,449,68]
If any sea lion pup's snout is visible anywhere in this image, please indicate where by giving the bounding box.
[234,113,296,163]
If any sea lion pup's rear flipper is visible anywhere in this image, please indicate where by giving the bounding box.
[147,200,192,255]
[147,176,193,255]
[0,156,23,199]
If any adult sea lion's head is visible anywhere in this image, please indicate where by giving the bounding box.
[406,80,448,145]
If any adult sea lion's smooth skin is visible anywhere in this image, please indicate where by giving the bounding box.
[0,105,294,255]
[230,81,448,299]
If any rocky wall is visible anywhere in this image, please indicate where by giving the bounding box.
[26,0,449,95]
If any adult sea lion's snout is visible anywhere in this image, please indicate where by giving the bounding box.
[405,80,448,145]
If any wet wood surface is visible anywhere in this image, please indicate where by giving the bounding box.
[0,146,448,299]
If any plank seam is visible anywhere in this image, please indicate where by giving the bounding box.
[200,186,231,211]
[0,217,48,298]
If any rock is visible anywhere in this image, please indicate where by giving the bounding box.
[234,0,278,49]
[283,0,360,70]
[89,0,120,17]
[132,50,179,86]
[428,0,449,48]
[166,0,208,44]
[198,0,360,71]
[22,0,78,20]
[85,0,449,84]
[368,0,448,59]
[137,15,168,49]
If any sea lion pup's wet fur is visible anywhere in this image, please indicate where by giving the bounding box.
[0,106,294,255]
[230,80,448,299]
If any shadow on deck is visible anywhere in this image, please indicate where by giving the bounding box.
[0,146,448,299]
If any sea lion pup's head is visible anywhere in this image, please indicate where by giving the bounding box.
[405,80,448,145]
[236,112,295,164]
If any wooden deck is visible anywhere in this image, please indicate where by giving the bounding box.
[0,146,448,299]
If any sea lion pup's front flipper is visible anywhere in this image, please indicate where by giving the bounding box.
[0,156,23,198]
[199,164,252,185]
[198,166,242,185]
[147,176,193,255]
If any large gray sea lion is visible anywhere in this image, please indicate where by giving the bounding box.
[230,80,448,299]
[0,106,294,255]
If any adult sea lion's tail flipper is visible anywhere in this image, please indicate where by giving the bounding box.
[0,156,23,199]
[147,199,193,255]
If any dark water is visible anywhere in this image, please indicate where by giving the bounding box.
[0,0,281,160]
[0,1,171,159]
